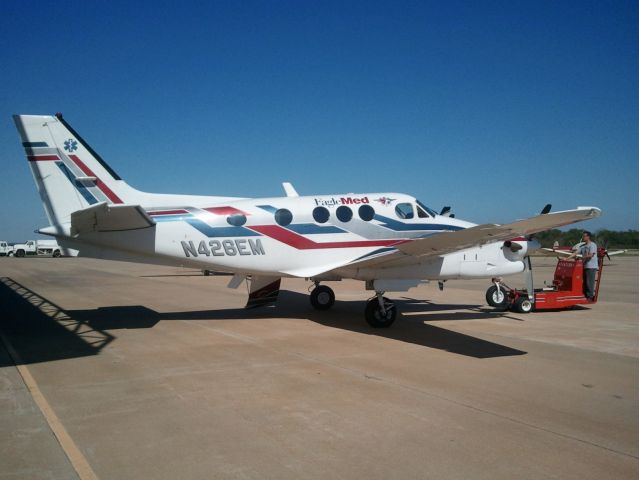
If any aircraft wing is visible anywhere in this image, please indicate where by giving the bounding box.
[397,207,600,257]
[71,202,155,235]
[340,206,601,270]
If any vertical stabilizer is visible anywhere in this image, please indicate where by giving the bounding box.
[14,114,129,226]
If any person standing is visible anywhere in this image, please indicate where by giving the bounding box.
[566,231,599,300]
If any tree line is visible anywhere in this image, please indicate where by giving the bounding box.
[534,229,639,249]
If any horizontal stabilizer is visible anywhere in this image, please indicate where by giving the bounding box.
[71,202,155,236]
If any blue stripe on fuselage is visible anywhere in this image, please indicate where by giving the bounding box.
[286,223,345,234]
[374,214,464,232]
[185,218,261,237]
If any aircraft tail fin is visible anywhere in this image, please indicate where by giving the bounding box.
[13,114,133,226]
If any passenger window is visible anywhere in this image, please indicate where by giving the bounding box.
[358,205,375,221]
[336,206,353,222]
[416,205,429,218]
[395,203,414,219]
[226,214,247,226]
[274,209,293,226]
[313,206,330,224]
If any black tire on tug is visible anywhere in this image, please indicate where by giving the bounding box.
[310,285,335,310]
[365,297,397,328]
[486,285,508,308]
[514,296,534,313]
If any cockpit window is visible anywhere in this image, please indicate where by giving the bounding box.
[395,203,414,219]
[416,200,438,217]
[416,205,429,218]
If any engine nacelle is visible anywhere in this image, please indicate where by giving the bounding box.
[502,238,540,261]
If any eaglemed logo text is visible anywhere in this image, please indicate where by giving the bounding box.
[314,197,370,207]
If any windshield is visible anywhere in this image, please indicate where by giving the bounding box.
[416,200,438,217]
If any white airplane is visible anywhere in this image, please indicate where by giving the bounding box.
[14,113,602,327]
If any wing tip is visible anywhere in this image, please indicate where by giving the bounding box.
[576,206,602,218]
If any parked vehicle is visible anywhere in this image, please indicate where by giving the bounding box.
[0,241,13,256]
[12,239,62,258]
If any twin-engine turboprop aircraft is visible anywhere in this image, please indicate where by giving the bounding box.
[14,114,601,327]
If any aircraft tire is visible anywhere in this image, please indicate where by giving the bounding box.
[514,296,533,313]
[486,285,508,308]
[365,297,396,328]
[310,285,335,310]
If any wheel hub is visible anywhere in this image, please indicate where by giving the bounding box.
[317,292,330,304]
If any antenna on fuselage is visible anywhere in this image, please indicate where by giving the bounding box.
[282,182,299,197]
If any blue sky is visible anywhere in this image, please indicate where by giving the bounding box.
[1,0,637,240]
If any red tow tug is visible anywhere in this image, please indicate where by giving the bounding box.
[486,247,607,313]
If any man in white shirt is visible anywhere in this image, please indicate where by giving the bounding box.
[566,231,599,300]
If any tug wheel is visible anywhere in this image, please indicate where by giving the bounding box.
[486,285,508,308]
[514,296,533,313]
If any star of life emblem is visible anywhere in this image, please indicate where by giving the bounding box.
[64,139,78,152]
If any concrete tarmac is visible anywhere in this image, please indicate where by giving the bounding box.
[1,256,638,479]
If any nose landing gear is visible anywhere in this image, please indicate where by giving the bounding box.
[486,282,509,308]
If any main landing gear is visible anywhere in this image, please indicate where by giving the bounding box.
[309,283,397,328]
[365,293,396,328]
[310,284,335,310]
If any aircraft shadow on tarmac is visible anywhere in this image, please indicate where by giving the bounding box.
[0,277,116,367]
[0,278,525,366]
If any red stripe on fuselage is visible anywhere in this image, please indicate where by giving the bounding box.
[248,224,404,250]
[204,206,248,216]
[68,154,123,204]
[27,155,60,161]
